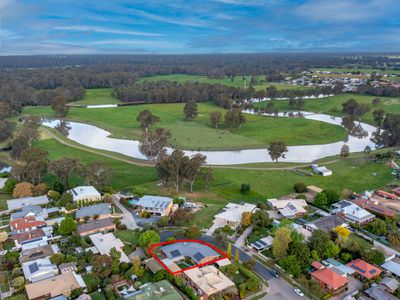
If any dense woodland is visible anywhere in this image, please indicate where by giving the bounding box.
[0,53,399,110]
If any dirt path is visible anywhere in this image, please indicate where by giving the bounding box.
[43,127,360,171]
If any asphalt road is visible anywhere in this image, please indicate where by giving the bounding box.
[160,231,307,299]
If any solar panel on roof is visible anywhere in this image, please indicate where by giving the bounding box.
[193,252,204,262]
[252,242,262,248]
[29,262,39,273]
[72,189,78,196]
[370,269,377,274]
[257,240,267,246]
[170,250,181,257]
[351,264,366,274]
[31,251,43,258]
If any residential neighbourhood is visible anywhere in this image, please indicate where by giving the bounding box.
[2,180,400,300]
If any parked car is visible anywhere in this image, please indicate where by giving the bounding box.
[294,289,304,297]
[269,270,279,278]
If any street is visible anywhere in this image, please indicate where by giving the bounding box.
[160,231,308,299]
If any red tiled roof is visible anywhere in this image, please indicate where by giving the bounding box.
[375,190,397,200]
[311,267,349,290]
[12,228,45,243]
[352,199,395,217]
[311,261,325,270]
[10,216,46,231]
[346,259,382,280]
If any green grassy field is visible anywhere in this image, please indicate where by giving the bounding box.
[139,74,310,91]
[24,101,347,150]
[70,88,122,105]
[32,135,394,206]
[114,230,141,245]
[33,138,158,190]
[208,156,393,202]
[255,93,400,125]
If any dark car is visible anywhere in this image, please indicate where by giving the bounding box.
[270,270,279,278]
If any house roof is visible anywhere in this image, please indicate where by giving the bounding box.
[19,245,57,264]
[311,215,345,232]
[145,258,163,274]
[160,241,221,265]
[332,201,374,221]
[68,186,101,200]
[7,195,49,211]
[136,195,173,210]
[22,257,58,282]
[380,277,399,292]
[25,272,86,300]
[77,217,115,235]
[125,280,183,300]
[10,215,46,231]
[346,259,382,279]
[250,236,274,251]
[381,259,400,277]
[75,203,111,219]
[89,232,130,263]
[11,205,43,219]
[364,285,398,300]
[214,202,257,224]
[352,198,395,217]
[184,266,235,296]
[311,261,324,270]
[13,228,46,243]
[311,267,349,290]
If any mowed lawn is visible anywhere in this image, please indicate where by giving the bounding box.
[33,138,158,190]
[256,93,400,125]
[30,135,394,211]
[139,74,311,91]
[24,101,346,150]
[70,88,122,105]
[208,155,393,203]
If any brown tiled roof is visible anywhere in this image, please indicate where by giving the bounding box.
[352,198,396,217]
[19,245,55,264]
[13,228,45,243]
[77,217,115,234]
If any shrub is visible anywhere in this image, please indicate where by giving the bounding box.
[2,177,17,193]
[240,183,251,195]
[48,190,61,200]
[13,182,33,198]
[140,210,151,218]
[32,183,48,196]
[294,182,307,193]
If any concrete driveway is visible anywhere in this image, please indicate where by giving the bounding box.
[112,196,138,229]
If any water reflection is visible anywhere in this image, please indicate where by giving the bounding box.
[54,120,71,136]
[42,112,378,165]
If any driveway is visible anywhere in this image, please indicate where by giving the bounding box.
[330,276,361,300]
[112,196,138,229]
[235,225,253,248]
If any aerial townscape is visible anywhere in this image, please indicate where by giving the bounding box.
[2,1,400,300]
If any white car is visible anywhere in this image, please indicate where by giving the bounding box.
[294,288,304,297]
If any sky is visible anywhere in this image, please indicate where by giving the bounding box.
[0,0,399,55]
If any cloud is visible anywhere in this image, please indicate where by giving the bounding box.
[125,7,211,28]
[0,0,11,10]
[90,39,184,49]
[296,0,394,23]
[54,25,163,37]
